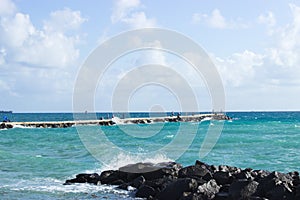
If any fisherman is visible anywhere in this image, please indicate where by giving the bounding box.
[3,116,10,122]
[170,111,174,117]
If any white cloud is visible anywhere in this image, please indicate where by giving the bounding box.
[44,8,87,32]
[15,32,80,67]
[258,11,276,27]
[0,0,86,102]
[214,3,300,92]
[121,11,156,28]
[0,0,16,16]
[0,79,17,96]
[0,5,86,68]
[0,79,10,90]
[0,47,6,65]
[111,0,140,23]
[207,9,227,29]
[214,50,264,87]
[133,40,167,66]
[0,13,35,48]
[192,9,248,29]
[111,0,156,28]
[258,11,276,35]
[266,4,300,71]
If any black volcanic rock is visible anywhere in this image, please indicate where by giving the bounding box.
[135,184,157,199]
[198,179,220,199]
[157,178,198,200]
[64,173,100,185]
[179,165,212,181]
[0,122,13,129]
[213,171,234,185]
[64,160,299,200]
[228,180,259,199]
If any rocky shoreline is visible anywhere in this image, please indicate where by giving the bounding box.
[64,160,299,199]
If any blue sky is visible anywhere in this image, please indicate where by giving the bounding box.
[0,0,299,112]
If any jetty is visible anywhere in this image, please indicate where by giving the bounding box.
[0,113,230,129]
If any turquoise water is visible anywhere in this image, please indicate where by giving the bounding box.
[0,112,299,199]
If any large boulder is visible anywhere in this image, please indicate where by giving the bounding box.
[213,171,234,185]
[256,171,294,198]
[179,165,212,181]
[228,180,259,199]
[198,179,220,199]
[0,122,13,129]
[135,184,157,199]
[99,170,123,185]
[158,178,198,200]
[64,173,100,185]
[119,161,182,181]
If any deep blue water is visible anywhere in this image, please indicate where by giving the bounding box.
[0,112,299,199]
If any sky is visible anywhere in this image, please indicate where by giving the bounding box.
[0,0,299,112]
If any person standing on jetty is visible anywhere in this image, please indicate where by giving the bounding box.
[2,116,10,122]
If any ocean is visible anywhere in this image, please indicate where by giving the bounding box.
[0,112,299,199]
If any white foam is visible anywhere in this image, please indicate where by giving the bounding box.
[13,124,34,129]
[101,152,173,171]
[165,134,174,138]
[4,177,131,196]
[201,117,212,122]
[112,117,123,124]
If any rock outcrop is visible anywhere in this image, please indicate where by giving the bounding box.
[64,160,300,200]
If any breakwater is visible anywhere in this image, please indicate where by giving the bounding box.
[0,113,230,129]
[65,160,300,200]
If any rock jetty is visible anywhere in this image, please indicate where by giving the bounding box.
[0,113,230,129]
[65,160,300,200]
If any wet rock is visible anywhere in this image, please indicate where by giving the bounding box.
[99,170,122,184]
[135,185,157,199]
[197,179,220,199]
[64,160,300,200]
[254,170,271,181]
[256,171,294,198]
[0,122,13,129]
[234,170,253,180]
[110,179,125,185]
[117,182,131,190]
[289,171,299,186]
[228,180,259,199]
[295,185,300,199]
[214,191,229,200]
[265,184,294,200]
[64,173,100,185]
[158,178,198,200]
[213,171,234,185]
[143,176,175,192]
[179,165,212,181]
[132,175,146,188]
[119,162,182,181]
[179,192,205,200]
